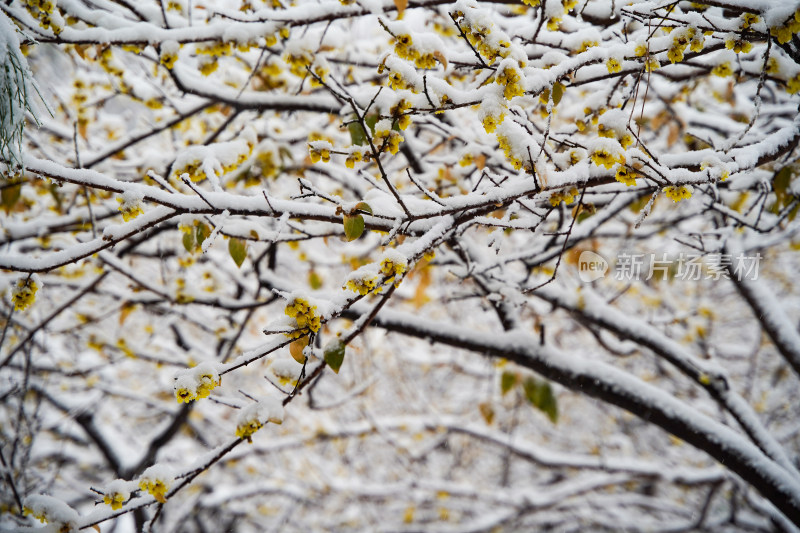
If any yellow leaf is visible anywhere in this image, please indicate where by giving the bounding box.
[433,50,448,69]
[118,301,136,325]
[393,0,408,17]
[478,402,494,425]
[412,264,432,309]
[289,337,309,363]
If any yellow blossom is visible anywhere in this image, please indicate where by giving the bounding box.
[11,276,39,311]
[103,492,127,511]
[788,74,800,94]
[606,58,622,73]
[482,112,505,133]
[725,38,752,54]
[284,297,321,334]
[712,62,733,77]
[345,275,378,296]
[117,195,144,222]
[615,166,637,186]
[590,146,625,169]
[664,185,692,202]
[380,254,408,285]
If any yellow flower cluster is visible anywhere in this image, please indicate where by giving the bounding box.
[380,255,408,286]
[788,74,800,94]
[497,134,525,170]
[345,149,365,169]
[615,166,637,186]
[236,417,263,441]
[310,64,329,87]
[309,145,331,163]
[496,64,525,100]
[345,274,379,296]
[139,474,169,503]
[160,47,179,69]
[235,400,284,442]
[690,32,706,53]
[712,62,733,77]
[770,10,800,44]
[667,28,695,63]
[725,38,753,54]
[547,17,561,31]
[482,112,505,133]
[23,0,63,35]
[284,297,321,336]
[590,146,625,169]
[390,99,413,130]
[103,479,131,511]
[606,57,622,74]
[103,490,127,511]
[11,276,39,311]
[198,57,218,76]
[549,187,579,206]
[117,196,144,222]
[284,50,313,77]
[388,70,414,92]
[393,34,437,69]
[174,364,221,403]
[597,125,633,149]
[644,56,660,72]
[453,12,512,64]
[664,185,692,202]
[98,47,123,78]
[374,122,404,155]
[741,13,759,29]
[196,41,232,56]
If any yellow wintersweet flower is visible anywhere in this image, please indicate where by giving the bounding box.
[590,146,625,169]
[787,74,800,94]
[117,194,144,222]
[102,483,129,511]
[712,62,733,77]
[664,185,692,202]
[481,112,504,133]
[380,253,408,285]
[345,274,378,296]
[236,418,263,441]
[138,467,171,503]
[606,58,622,73]
[615,166,637,186]
[725,38,752,54]
[11,276,39,311]
[284,297,321,334]
[741,13,759,29]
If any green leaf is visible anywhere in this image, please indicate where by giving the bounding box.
[552,82,564,106]
[771,165,795,213]
[308,270,323,290]
[1,181,21,214]
[324,339,346,374]
[343,214,365,241]
[182,231,195,253]
[364,114,378,134]
[523,377,558,424]
[196,223,210,247]
[348,121,367,146]
[500,371,517,395]
[228,238,247,268]
[354,201,373,215]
